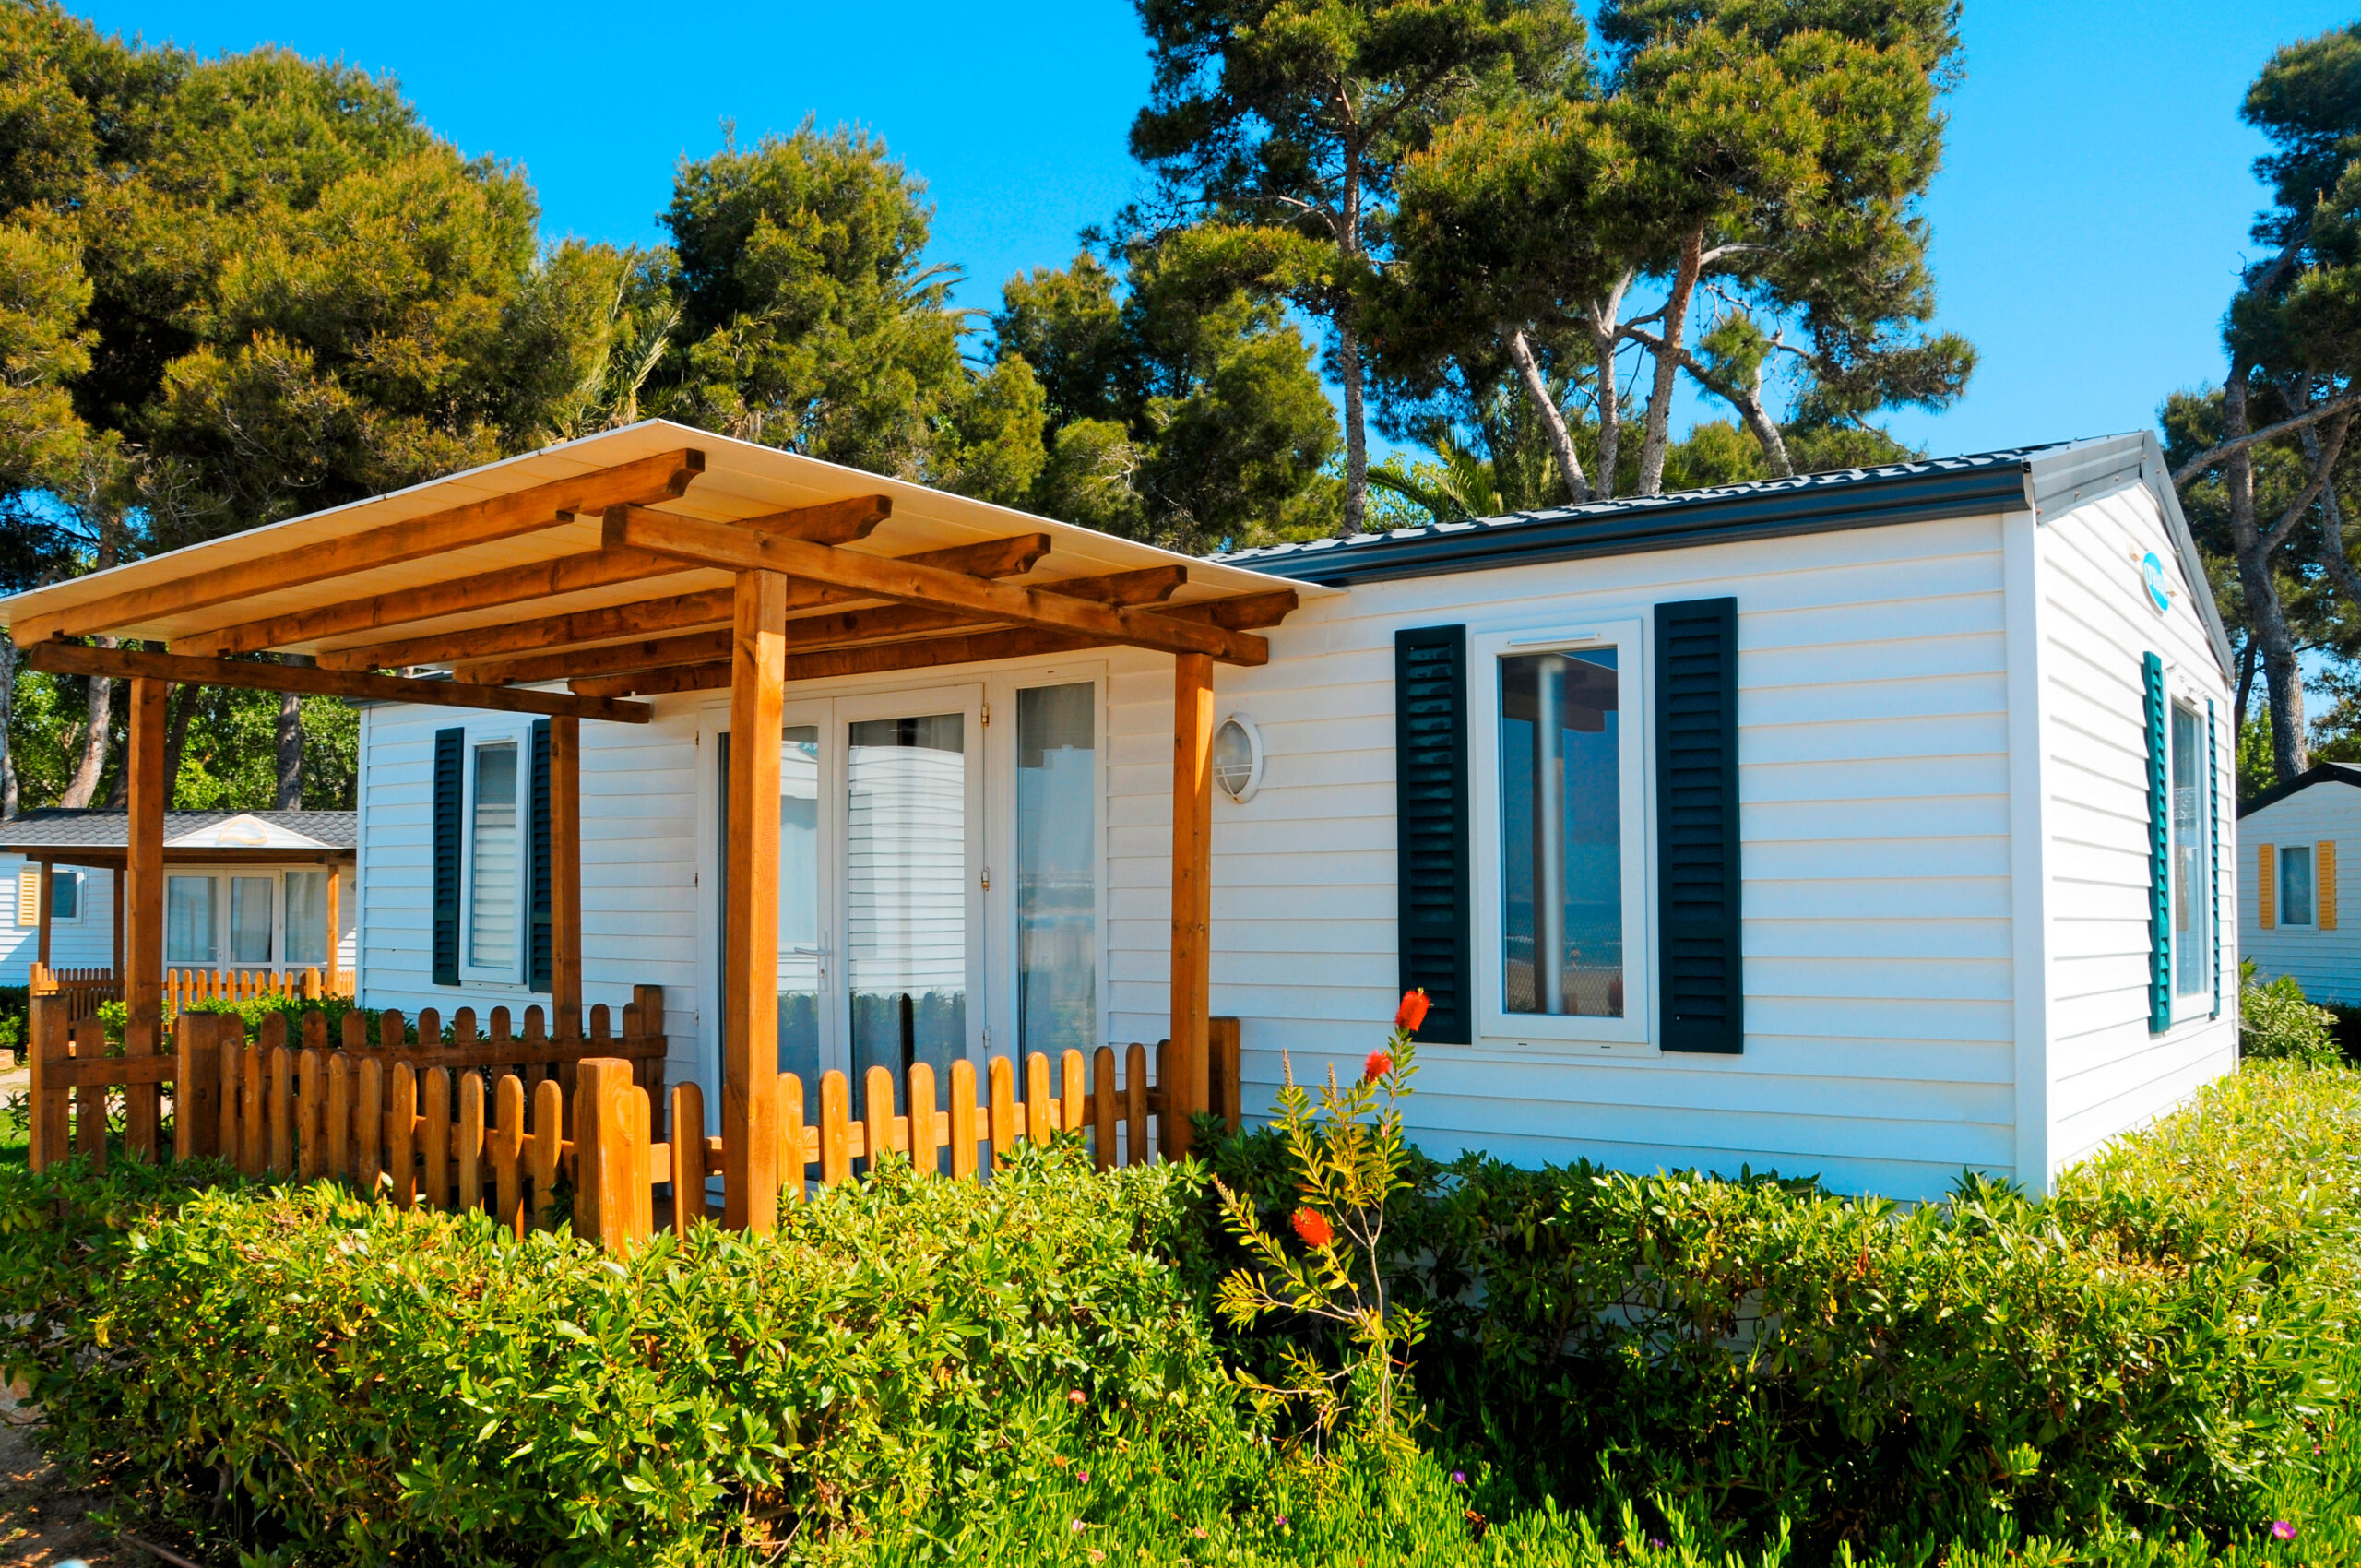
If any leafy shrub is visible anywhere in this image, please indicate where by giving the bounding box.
[0,983,26,1063]
[1204,1061,2361,1550]
[2240,960,2342,1064]
[0,1144,1227,1566]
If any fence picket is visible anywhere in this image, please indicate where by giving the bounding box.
[864,1065,896,1176]
[671,1081,707,1229]
[820,1071,851,1186]
[420,1067,450,1210]
[326,1052,351,1179]
[908,1063,939,1176]
[779,1073,808,1203]
[69,1017,104,1170]
[990,1056,1016,1166]
[528,1078,563,1231]
[457,1071,485,1212]
[267,1046,293,1176]
[1126,1043,1148,1168]
[1093,1047,1117,1171]
[949,1060,978,1182]
[386,1063,416,1210]
[297,1049,325,1180]
[492,1074,525,1237]
[239,1039,264,1178]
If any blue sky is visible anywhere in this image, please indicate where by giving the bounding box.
[75,0,2359,462]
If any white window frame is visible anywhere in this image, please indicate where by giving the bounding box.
[1469,619,1655,1051]
[2166,695,2213,1018]
[50,867,85,924]
[460,724,534,986]
[165,872,223,968]
[223,871,281,968]
[988,663,1110,1063]
[2277,841,2319,931]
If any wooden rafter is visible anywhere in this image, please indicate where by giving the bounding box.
[459,566,1188,687]
[605,506,1268,665]
[181,547,698,656]
[318,531,1057,673]
[9,449,707,647]
[21,641,652,723]
[571,626,1108,698]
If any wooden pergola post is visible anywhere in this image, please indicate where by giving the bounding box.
[722,569,787,1231]
[549,714,582,1036]
[34,861,51,968]
[124,676,167,1158]
[1169,653,1215,1156]
[324,868,340,992]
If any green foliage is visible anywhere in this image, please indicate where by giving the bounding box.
[1214,1026,1426,1450]
[0,1142,1223,1565]
[2239,960,2343,1064]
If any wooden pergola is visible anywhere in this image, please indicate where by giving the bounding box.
[0,420,1315,1229]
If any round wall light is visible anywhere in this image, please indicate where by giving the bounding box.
[1213,714,1264,803]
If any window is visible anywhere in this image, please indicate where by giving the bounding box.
[50,869,79,921]
[229,875,275,965]
[284,872,330,967]
[846,711,967,1084]
[1014,683,1097,1055]
[467,739,525,978]
[166,875,218,966]
[2169,703,2210,996]
[2282,844,2316,927]
[1474,623,1651,1047]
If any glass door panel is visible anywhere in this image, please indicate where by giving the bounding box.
[778,724,825,1082]
[846,711,968,1094]
[229,875,276,965]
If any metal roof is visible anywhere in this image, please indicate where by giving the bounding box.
[0,809,356,852]
[2238,761,2361,817]
[1212,432,2232,678]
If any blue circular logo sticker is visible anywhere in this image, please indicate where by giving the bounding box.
[2141,551,2172,615]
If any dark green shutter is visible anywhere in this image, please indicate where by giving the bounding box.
[1395,625,1473,1043]
[2143,651,2170,1034]
[529,719,552,992]
[2209,699,2221,1020]
[431,727,463,987]
[1655,598,1743,1053]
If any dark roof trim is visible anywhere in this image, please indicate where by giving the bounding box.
[0,808,358,850]
[2238,761,2361,818]
[1219,450,2038,588]
[1215,431,2234,683]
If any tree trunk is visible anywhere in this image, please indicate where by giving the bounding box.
[1503,325,1590,503]
[2236,636,2256,739]
[2225,370,2309,779]
[0,636,16,819]
[58,636,114,809]
[1340,315,1369,534]
[1589,271,1631,501]
[2305,420,2361,607]
[1728,363,1793,479]
[275,658,307,809]
[1635,224,1704,497]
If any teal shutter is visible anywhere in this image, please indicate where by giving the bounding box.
[529,719,552,992]
[1395,625,1473,1043]
[1655,598,1744,1053]
[2209,699,2221,1020]
[2143,652,2171,1033]
[432,727,463,987]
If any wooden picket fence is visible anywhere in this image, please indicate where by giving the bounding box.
[167,966,355,1007]
[27,978,1240,1253]
[26,963,119,1022]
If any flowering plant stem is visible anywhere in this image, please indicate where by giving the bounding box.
[1213,995,1430,1455]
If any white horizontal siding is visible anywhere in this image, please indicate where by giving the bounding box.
[0,858,115,983]
[355,704,705,1090]
[1105,513,2023,1200]
[2236,784,2361,1005]
[2035,482,2236,1175]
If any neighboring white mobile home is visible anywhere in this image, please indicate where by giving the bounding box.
[2238,763,2361,1005]
[0,811,358,986]
[333,425,2234,1199]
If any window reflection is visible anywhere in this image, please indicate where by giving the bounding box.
[1500,649,1624,1016]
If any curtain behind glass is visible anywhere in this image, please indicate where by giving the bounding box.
[778,726,823,1082]
[167,876,216,966]
[1015,683,1096,1054]
[469,743,520,969]
[847,712,966,1099]
[229,876,274,964]
[284,872,329,966]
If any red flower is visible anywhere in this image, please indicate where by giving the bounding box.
[1394,989,1431,1034]
[1291,1207,1334,1247]
[1362,1050,1394,1085]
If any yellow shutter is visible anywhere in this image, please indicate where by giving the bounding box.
[13,868,35,927]
[2322,842,2339,931]
[2260,844,2277,930]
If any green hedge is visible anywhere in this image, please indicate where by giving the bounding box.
[1203,1061,2361,1550]
[0,1145,1225,1566]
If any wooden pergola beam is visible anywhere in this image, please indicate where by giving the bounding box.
[182,547,698,657]
[10,449,706,646]
[464,565,1190,687]
[318,532,1059,674]
[21,641,653,723]
[607,507,1267,665]
[570,626,1109,698]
